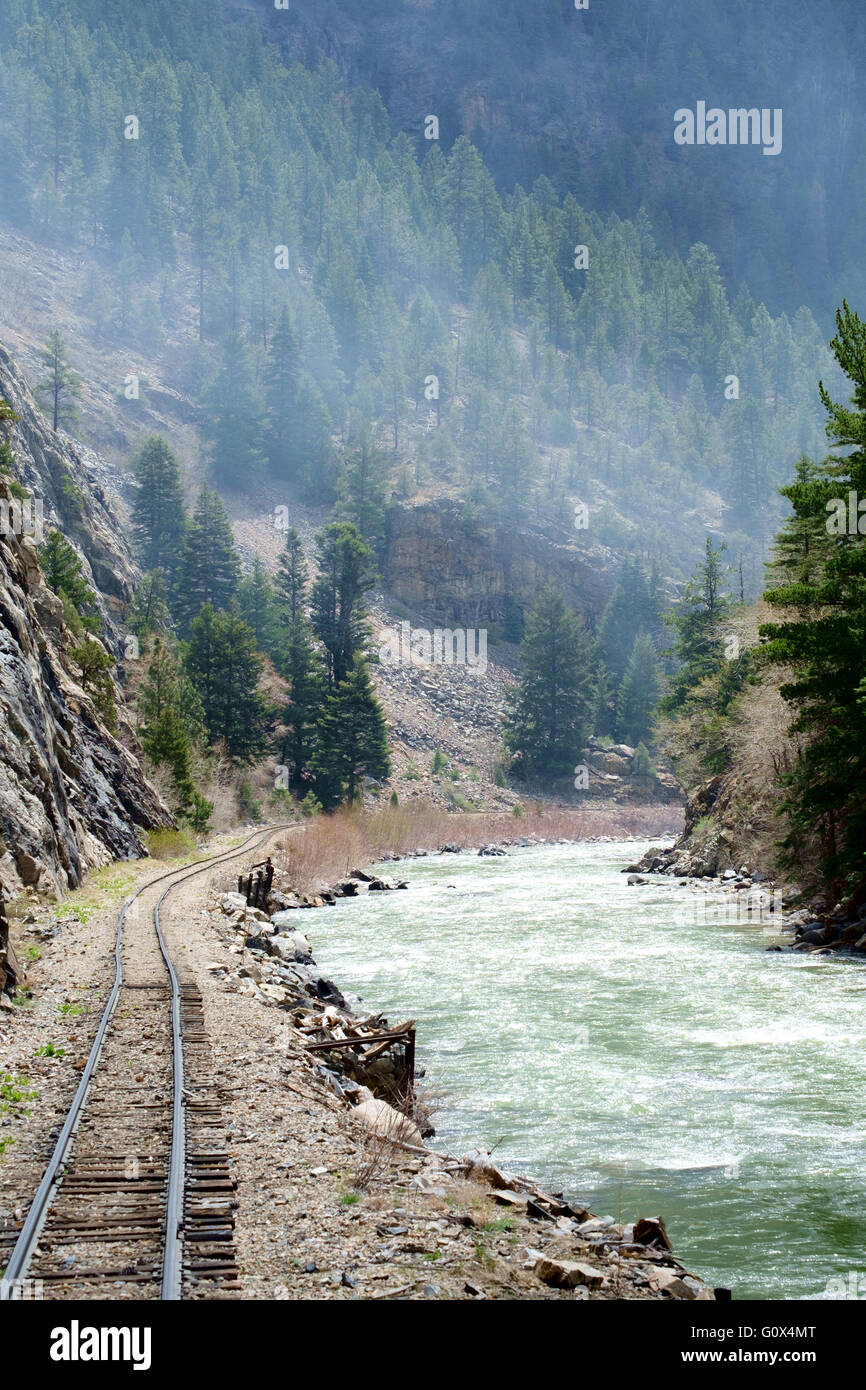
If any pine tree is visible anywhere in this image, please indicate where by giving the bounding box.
[237,557,276,653]
[126,570,171,640]
[70,637,117,730]
[597,558,659,684]
[293,375,337,503]
[185,603,269,761]
[175,485,241,633]
[504,584,597,780]
[313,658,390,809]
[272,529,323,789]
[310,522,376,687]
[37,329,82,432]
[274,529,308,631]
[616,632,660,746]
[40,530,99,632]
[661,538,732,712]
[201,335,265,486]
[337,434,389,557]
[761,301,866,907]
[130,436,187,580]
[263,303,299,477]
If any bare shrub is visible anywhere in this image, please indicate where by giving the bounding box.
[270,799,681,892]
[351,1123,401,1191]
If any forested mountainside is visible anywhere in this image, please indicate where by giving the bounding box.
[255,0,866,321]
[0,347,171,898]
[1,0,864,909]
[0,0,841,596]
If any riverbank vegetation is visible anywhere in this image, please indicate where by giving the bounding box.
[273,799,683,894]
[659,303,866,912]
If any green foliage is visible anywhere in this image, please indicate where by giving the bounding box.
[310,522,376,688]
[70,637,117,730]
[40,530,99,632]
[202,334,265,486]
[185,603,269,761]
[661,539,734,713]
[237,777,262,824]
[37,330,81,432]
[0,0,840,580]
[431,748,446,776]
[504,584,597,782]
[616,632,661,747]
[126,569,171,641]
[313,659,391,810]
[0,399,19,476]
[237,557,277,653]
[631,742,655,778]
[130,436,187,581]
[175,485,241,634]
[760,301,866,906]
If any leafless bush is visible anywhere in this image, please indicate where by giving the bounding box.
[351,1123,401,1191]
[271,800,680,893]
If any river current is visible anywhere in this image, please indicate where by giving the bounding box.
[310,840,866,1300]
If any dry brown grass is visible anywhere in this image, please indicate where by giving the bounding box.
[271,799,682,892]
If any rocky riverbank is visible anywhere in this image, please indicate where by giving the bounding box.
[625,842,866,960]
[194,853,720,1301]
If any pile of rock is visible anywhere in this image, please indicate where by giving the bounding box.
[580,739,683,805]
[207,880,419,1130]
[789,907,866,956]
[459,1169,716,1300]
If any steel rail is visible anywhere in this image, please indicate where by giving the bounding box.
[0,824,292,1299]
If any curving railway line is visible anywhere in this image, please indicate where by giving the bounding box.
[0,825,291,1302]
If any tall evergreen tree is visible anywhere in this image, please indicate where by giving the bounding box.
[313,658,391,809]
[175,485,241,633]
[185,603,269,761]
[129,436,187,580]
[37,329,82,432]
[201,335,265,486]
[337,433,389,557]
[504,584,597,780]
[310,522,376,687]
[264,303,299,477]
[237,556,276,652]
[616,631,660,746]
[661,538,732,711]
[761,301,866,907]
[126,569,171,639]
[40,530,99,632]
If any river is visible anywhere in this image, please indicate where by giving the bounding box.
[310,840,866,1300]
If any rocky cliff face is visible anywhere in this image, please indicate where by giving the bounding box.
[0,341,139,645]
[0,344,172,899]
[383,499,614,627]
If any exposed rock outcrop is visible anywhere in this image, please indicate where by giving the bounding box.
[384,499,614,627]
[0,344,172,899]
[0,341,138,644]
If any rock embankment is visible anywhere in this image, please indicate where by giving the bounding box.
[625,778,866,959]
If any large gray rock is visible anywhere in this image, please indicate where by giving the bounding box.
[269,930,312,963]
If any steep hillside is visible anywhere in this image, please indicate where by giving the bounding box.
[0,345,171,899]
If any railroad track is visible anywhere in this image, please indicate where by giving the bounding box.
[0,825,291,1302]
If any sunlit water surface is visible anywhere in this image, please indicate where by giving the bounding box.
[309,841,866,1299]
